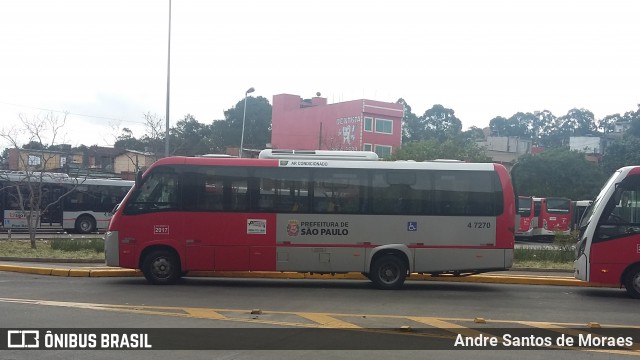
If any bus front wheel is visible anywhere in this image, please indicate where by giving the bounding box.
[75,215,96,234]
[623,265,640,299]
[142,249,181,285]
[370,255,407,290]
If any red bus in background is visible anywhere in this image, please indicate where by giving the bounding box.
[516,196,535,239]
[532,197,572,241]
[105,151,516,289]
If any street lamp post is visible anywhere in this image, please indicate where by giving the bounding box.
[164,0,172,157]
[239,87,255,158]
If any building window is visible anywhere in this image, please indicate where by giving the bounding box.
[375,145,392,158]
[363,144,372,151]
[364,117,373,132]
[375,118,393,134]
[28,155,42,166]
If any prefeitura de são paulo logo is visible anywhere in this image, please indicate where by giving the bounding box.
[287,220,299,236]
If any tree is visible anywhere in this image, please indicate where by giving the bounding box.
[113,127,144,151]
[507,112,531,138]
[397,98,421,143]
[399,103,462,142]
[489,111,553,141]
[139,112,165,157]
[488,116,510,136]
[459,126,486,142]
[535,110,557,139]
[22,140,46,150]
[511,148,606,200]
[220,96,272,150]
[557,108,597,137]
[419,105,462,141]
[390,139,491,162]
[601,136,640,175]
[208,120,232,154]
[598,113,623,134]
[108,119,144,152]
[0,112,84,248]
[0,148,8,170]
[171,114,215,156]
[622,105,640,137]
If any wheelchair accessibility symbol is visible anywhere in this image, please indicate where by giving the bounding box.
[407,222,417,231]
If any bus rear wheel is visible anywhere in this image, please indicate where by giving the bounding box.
[142,249,181,285]
[623,265,640,299]
[370,255,406,290]
[75,215,96,234]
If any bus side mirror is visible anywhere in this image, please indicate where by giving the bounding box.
[135,170,143,188]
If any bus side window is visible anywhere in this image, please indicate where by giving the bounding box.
[313,170,365,214]
[433,174,466,216]
[123,169,180,214]
[596,184,640,240]
[203,178,223,211]
[608,190,639,223]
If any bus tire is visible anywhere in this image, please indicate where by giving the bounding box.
[370,255,406,290]
[142,249,181,285]
[623,265,640,299]
[75,215,96,234]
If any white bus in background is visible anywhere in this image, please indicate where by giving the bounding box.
[0,171,133,233]
[571,200,593,230]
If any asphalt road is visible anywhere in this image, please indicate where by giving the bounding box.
[1,271,638,359]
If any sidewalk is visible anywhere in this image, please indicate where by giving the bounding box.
[0,259,607,288]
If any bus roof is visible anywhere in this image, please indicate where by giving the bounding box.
[0,171,132,187]
[150,156,501,172]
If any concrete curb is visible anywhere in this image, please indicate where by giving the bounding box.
[0,264,614,288]
[0,264,141,278]
[0,257,103,263]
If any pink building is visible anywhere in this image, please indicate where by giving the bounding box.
[271,94,404,158]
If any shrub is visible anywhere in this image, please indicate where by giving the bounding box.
[50,238,104,253]
[514,245,575,263]
[553,230,580,246]
[515,231,577,264]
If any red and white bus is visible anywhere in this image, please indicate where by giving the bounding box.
[531,197,572,241]
[575,166,640,298]
[105,151,515,289]
[516,196,535,239]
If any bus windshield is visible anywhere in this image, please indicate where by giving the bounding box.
[546,198,570,214]
[579,170,621,229]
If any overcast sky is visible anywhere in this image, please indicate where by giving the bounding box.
[1,0,638,150]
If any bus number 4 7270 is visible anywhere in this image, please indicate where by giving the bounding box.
[468,222,491,229]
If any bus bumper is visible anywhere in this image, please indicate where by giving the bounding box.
[105,231,119,267]
[574,255,587,281]
[505,248,514,268]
